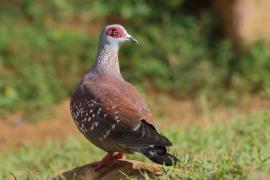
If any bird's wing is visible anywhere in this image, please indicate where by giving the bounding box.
[121,81,156,127]
[81,80,171,149]
[83,80,144,129]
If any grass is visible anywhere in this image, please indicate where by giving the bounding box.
[1,111,270,179]
[1,1,270,118]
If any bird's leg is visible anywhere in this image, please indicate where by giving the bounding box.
[91,152,125,171]
[90,153,114,170]
[113,152,125,160]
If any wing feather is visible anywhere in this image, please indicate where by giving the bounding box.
[75,76,170,152]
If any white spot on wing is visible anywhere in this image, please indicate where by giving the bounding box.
[149,151,155,156]
[90,122,99,131]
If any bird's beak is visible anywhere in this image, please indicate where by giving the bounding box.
[126,34,138,44]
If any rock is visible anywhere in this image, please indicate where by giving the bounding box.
[54,160,161,180]
[213,0,270,48]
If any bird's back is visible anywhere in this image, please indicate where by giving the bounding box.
[78,74,155,124]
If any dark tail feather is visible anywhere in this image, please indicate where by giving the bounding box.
[140,146,179,166]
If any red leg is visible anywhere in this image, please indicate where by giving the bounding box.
[114,152,125,160]
[90,152,125,171]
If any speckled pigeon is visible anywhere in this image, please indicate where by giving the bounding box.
[70,24,178,169]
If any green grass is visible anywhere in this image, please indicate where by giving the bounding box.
[1,1,270,118]
[1,111,270,179]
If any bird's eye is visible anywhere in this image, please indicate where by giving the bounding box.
[106,27,121,37]
[112,30,117,35]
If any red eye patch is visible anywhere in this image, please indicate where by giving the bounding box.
[106,26,125,38]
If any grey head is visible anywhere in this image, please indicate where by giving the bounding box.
[98,24,138,50]
[86,24,138,78]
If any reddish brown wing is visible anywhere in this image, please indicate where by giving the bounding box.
[81,79,171,150]
[82,80,145,130]
[120,82,156,127]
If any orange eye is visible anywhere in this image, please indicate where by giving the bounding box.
[112,30,117,35]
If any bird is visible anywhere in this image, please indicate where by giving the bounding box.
[70,24,179,170]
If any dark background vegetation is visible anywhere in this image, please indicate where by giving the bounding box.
[0,0,270,116]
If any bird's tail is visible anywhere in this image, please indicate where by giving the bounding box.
[140,146,179,166]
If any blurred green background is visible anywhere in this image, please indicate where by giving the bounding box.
[1,0,270,118]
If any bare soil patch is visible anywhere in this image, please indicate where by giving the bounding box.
[0,100,80,151]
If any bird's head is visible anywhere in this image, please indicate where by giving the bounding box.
[99,24,138,50]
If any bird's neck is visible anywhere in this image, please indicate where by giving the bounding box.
[90,46,122,78]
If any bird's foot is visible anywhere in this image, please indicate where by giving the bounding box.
[113,152,125,160]
[90,152,125,171]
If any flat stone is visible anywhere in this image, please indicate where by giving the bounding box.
[54,160,161,180]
